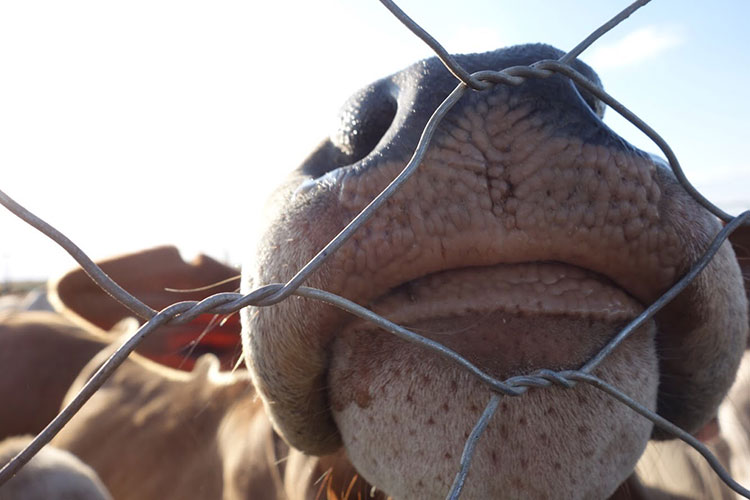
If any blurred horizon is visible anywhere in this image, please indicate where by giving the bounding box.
[2,0,748,282]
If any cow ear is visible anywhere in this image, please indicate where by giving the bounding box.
[729,224,750,346]
[48,246,242,370]
[49,245,239,330]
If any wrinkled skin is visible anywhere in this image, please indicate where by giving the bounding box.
[242,44,749,498]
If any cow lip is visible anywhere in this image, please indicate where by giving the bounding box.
[363,260,645,322]
[329,260,647,382]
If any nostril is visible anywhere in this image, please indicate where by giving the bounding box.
[332,84,398,165]
[300,81,398,180]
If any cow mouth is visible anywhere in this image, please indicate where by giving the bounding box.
[331,261,645,387]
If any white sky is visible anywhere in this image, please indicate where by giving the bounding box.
[1,0,748,281]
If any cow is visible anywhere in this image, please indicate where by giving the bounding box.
[1,43,749,499]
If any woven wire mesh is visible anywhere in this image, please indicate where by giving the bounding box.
[1,0,749,498]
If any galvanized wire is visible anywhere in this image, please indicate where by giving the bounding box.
[1,0,749,498]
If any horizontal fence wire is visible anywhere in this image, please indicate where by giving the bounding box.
[1,0,750,498]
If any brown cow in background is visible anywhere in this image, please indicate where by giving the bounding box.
[0,247,378,499]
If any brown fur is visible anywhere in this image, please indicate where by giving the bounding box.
[0,312,109,441]
[52,347,379,500]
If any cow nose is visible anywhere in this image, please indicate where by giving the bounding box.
[295,43,605,197]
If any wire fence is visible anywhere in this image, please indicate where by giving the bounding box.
[1,0,749,498]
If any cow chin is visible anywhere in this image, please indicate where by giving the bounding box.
[330,326,657,499]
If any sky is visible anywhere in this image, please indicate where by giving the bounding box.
[1,0,749,282]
